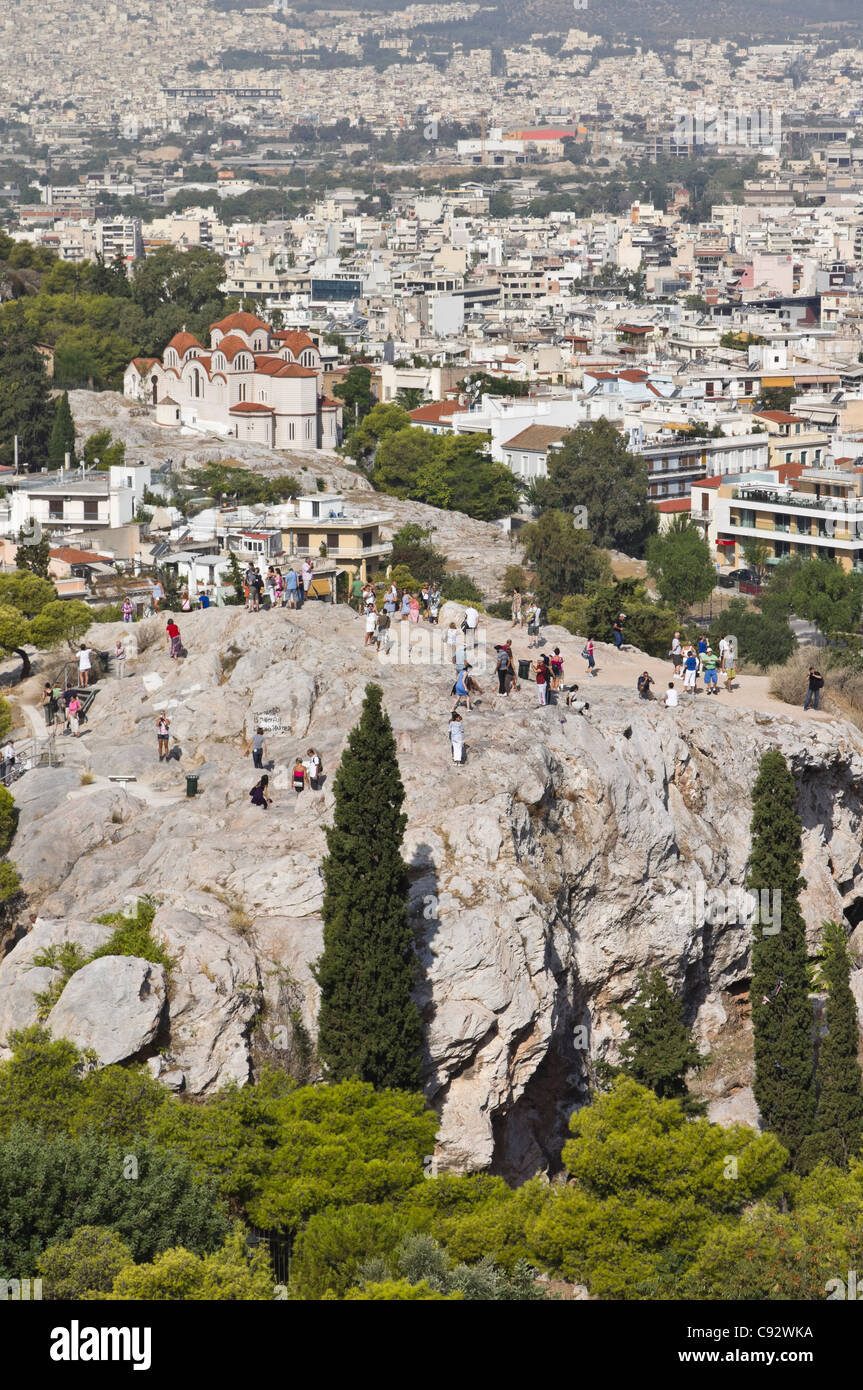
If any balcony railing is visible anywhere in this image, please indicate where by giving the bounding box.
[731,486,863,513]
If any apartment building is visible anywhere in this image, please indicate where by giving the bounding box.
[639,433,770,500]
[751,410,831,468]
[0,464,150,540]
[714,465,863,573]
[277,494,392,582]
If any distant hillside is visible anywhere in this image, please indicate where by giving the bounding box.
[281,0,863,41]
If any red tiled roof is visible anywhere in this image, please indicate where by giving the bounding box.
[618,369,649,381]
[49,546,110,563]
[254,358,318,379]
[166,332,202,356]
[211,310,270,335]
[657,498,691,512]
[273,330,318,357]
[214,334,253,363]
[409,401,468,424]
[130,357,158,371]
[754,410,805,424]
[229,402,275,414]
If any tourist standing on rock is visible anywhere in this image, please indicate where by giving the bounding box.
[550,648,564,693]
[612,614,625,649]
[156,712,170,760]
[77,643,93,688]
[400,589,411,622]
[495,643,512,695]
[724,655,736,692]
[301,558,313,601]
[718,634,730,672]
[364,606,378,647]
[701,646,719,694]
[683,646,699,694]
[464,604,479,648]
[449,712,465,765]
[670,632,682,676]
[252,727,267,770]
[122,598,134,623]
[1,740,14,781]
[305,747,322,789]
[526,602,543,648]
[41,682,56,727]
[114,639,126,679]
[351,575,364,612]
[420,584,430,618]
[531,655,549,705]
[428,584,441,624]
[152,580,164,612]
[583,638,596,677]
[409,593,421,624]
[291,758,309,795]
[67,694,83,738]
[250,774,272,809]
[181,591,191,612]
[453,665,480,712]
[446,622,459,662]
[664,681,679,708]
[166,617,182,659]
[511,587,523,628]
[375,609,392,655]
[804,666,824,711]
[285,567,298,608]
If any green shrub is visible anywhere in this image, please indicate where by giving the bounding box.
[290,1204,408,1299]
[0,785,18,855]
[37,1226,133,1299]
[442,573,484,604]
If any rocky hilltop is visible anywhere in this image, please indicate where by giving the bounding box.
[2,600,862,1176]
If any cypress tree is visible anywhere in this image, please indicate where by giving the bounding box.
[47,391,76,469]
[749,749,815,1161]
[0,311,55,470]
[616,967,705,1111]
[313,683,422,1090]
[808,920,863,1167]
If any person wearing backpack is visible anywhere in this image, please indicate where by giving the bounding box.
[305,747,322,789]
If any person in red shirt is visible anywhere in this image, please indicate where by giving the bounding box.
[531,655,548,705]
[166,618,182,659]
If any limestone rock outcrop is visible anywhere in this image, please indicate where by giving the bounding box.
[3,602,863,1175]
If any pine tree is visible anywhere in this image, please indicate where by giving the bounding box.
[0,310,56,470]
[615,967,705,1111]
[749,749,815,1161]
[15,528,51,579]
[313,683,422,1090]
[47,391,76,469]
[807,920,863,1168]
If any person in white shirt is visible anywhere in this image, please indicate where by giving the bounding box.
[1,741,14,781]
[464,605,479,647]
[77,645,93,687]
[664,682,679,708]
[449,713,465,764]
[364,609,377,647]
[304,748,322,788]
[301,559,313,596]
[718,635,730,672]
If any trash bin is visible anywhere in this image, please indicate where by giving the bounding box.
[185,774,198,798]
[518,658,531,681]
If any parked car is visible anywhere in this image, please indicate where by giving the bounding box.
[717,572,736,589]
[727,567,759,585]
